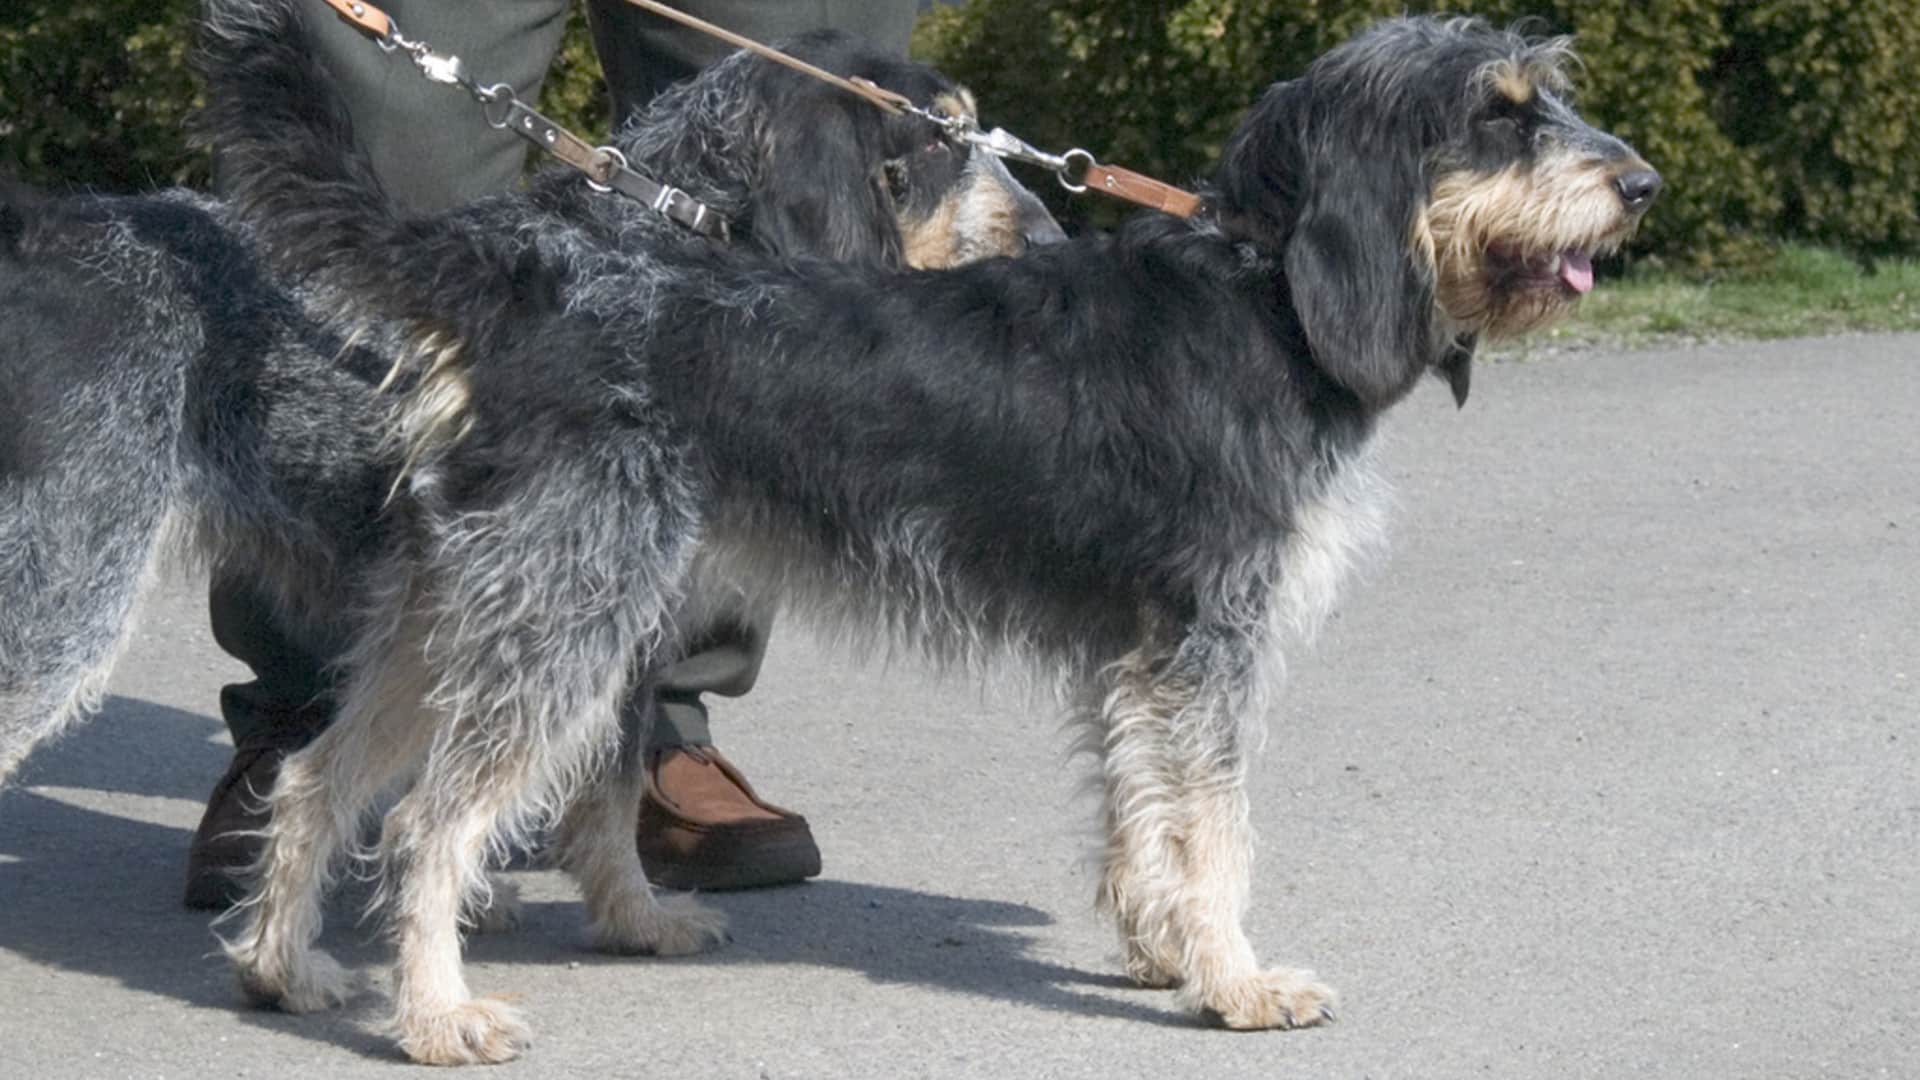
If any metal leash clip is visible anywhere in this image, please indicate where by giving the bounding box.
[374,19,484,97]
[966,127,1095,193]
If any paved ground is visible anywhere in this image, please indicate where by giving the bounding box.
[2,334,1915,1079]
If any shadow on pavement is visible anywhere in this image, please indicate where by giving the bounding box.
[1,696,1185,1065]
[472,879,1185,1028]
[0,696,396,1059]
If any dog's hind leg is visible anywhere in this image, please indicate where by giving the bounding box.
[1092,626,1335,1030]
[551,693,728,955]
[223,612,440,1014]
[375,693,623,1066]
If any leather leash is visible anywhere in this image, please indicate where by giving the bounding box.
[315,0,1199,221]
[615,0,1201,219]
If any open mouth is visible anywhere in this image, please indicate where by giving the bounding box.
[1489,245,1595,295]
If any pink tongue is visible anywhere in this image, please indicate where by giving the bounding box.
[1559,251,1594,293]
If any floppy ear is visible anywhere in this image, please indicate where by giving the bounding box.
[749,106,904,267]
[1282,144,1436,409]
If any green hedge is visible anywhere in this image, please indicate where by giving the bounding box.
[0,1,607,194]
[917,0,1920,265]
[5,2,1919,265]
[1,0,206,192]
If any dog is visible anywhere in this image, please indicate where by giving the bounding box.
[186,8,1658,1066]
[0,29,1055,795]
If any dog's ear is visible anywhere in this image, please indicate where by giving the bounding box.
[1282,144,1436,409]
[1217,79,1438,408]
[1212,80,1306,256]
[749,107,904,267]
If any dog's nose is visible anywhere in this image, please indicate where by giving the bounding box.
[1614,168,1662,213]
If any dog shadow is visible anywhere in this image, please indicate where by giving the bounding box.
[479,880,1182,1029]
[0,696,397,1058]
[0,696,1182,1065]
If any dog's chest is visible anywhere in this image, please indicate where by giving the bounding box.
[1271,451,1389,641]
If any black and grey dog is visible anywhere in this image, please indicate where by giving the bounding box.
[0,25,1054,797]
[189,5,1662,1065]
[15,3,1659,1065]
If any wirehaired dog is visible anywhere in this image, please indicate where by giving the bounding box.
[0,31,1053,796]
[189,10,1658,1066]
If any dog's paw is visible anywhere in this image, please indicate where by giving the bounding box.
[590,888,730,956]
[397,996,532,1066]
[463,876,524,935]
[1191,968,1337,1030]
[234,945,356,1014]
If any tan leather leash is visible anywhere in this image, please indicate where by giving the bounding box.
[314,0,1199,222]
[315,0,728,239]
[618,0,918,118]
[616,0,1201,218]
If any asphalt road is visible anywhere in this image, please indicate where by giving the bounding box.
[2,334,1915,1079]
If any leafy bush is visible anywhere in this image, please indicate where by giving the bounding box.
[1726,1,1920,255]
[1,0,207,192]
[0,1,607,193]
[918,0,1920,265]
[5,0,1919,265]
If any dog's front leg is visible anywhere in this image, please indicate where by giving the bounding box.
[1164,753,1335,1030]
[1093,630,1336,1030]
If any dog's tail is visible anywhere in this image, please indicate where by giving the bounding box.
[193,0,561,351]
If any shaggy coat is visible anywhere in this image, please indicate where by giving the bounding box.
[39,1,1657,1066]
[0,20,1051,791]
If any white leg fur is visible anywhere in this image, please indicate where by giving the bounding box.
[1092,633,1336,1029]
[384,794,533,1066]
[553,745,728,956]
[222,645,437,1013]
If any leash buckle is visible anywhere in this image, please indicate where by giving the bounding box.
[967,127,1094,191]
[414,51,468,87]
[587,146,629,194]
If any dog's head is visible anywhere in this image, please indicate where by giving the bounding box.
[737,31,1064,268]
[1212,17,1658,408]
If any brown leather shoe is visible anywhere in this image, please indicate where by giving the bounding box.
[636,746,821,891]
[181,745,282,910]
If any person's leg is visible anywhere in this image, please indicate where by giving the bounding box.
[632,617,823,891]
[183,575,338,909]
[306,0,574,213]
[582,0,917,892]
[187,0,573,909]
